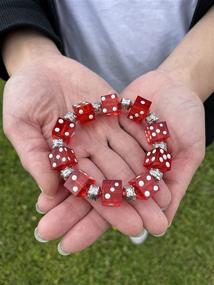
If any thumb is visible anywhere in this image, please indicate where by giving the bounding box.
[3,118,59,196]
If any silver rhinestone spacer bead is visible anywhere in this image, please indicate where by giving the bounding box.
[121,98,132,110]
[149,168,163,181]
[64,112,77,123]
[146,112,159,124]
[153,141,168,151]
[60,167,74,180]
[92,102,102,113]
[124,185,136,200]
[87,184,100,200]
[52,139,63,148]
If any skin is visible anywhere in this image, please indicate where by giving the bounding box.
[2,7,214,253]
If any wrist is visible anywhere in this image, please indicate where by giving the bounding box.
[2,28,61,76]
[158,61,209,103]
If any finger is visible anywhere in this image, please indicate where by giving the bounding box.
[153,179,171,210]
[58,209,109,254]
[36,157,104,213]
[37,195,91,240]
[78,156,144,236]
[119,115,150,151]
[3,119,59,196]
[130,199,169,236]
[36,186,70,214]
[107,127,171,209]
[107,127,145,174]
[164,153,202,225]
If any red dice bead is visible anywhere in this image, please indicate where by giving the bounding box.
[101,94,121,116]
[73,102,95,124]
[101,180,123,207]
[52,117,75,143]
[128,96,151,123]
[49,146,78,171]
[144,148,172,172]
[128,173,160,200]
[64,169,95,197]
[145,121,170,144]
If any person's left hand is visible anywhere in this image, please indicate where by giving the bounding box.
[119,69,205,226]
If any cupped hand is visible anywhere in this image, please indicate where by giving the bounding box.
[119,69,205,226]
[3,55,172,253]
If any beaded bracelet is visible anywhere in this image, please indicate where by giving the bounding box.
[48,94,172,207]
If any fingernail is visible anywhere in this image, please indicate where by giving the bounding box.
[130,229,147,238]
[34,227,49,243]
[168,221,172,228]
[152,231,166,237]
[57,242,70,256]
[35,203,46,214]
[39,186,43,192]
[129,229,148,245]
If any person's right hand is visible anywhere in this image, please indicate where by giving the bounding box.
[3,33,171,254]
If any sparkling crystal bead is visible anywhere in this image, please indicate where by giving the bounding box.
[121,98,132,110]
[60,167,74,180]
[52,139,63,148]
[153,141,168,151]
[146,112,159,124]
[149,168,163,181]
[87,184,101,200]
[123,185,136,200]
[64,112,77,123]
[92,102,102,113]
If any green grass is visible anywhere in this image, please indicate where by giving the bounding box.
[0,79,214,285]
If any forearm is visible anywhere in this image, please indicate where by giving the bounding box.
[2,28,60,76]
[159,7,214,102]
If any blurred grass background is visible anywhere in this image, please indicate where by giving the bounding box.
[0,79,214,285]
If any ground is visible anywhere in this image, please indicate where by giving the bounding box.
[0,80,213,285]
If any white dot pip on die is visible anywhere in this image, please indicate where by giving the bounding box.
[58,119,64,124]
[146,175,151,181]
[55,127,60,132]
[138,180,144,187]
[105,193,111,199]
[73,186,78,192]
[144,191,150,197]
[72,175,77,181]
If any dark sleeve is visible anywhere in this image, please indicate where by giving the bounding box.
[0,0,62,81]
